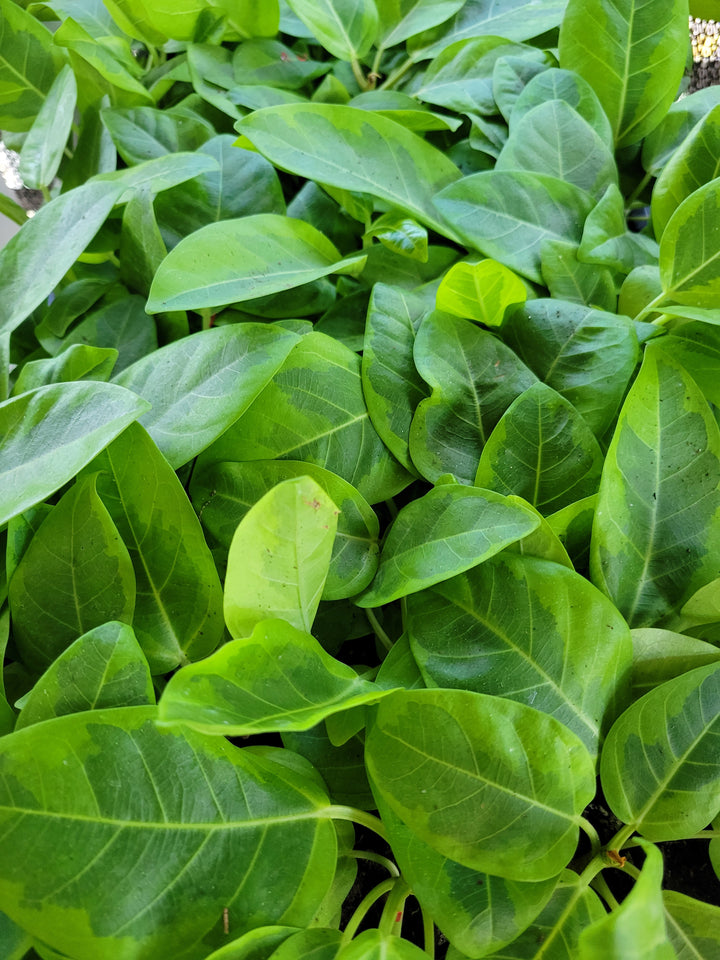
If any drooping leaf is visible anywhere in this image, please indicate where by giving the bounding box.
[113,322,299,468]
[284,0,378,60]
[356,484,540,607]
[435,258,527,327]
[15,621,154,730]
[630,628,720,700]
[159,619,392,735]
[600,663,720,841]
[659,178,720,308]
[18,63,77,189]
[376,0,465,49]
[223,476,338,638]
[407,552,632,757]
[590,343,720,627]
[0,381,149,528]
[366,688,596,881]
[0,708,337,959]
[9,475,136,672]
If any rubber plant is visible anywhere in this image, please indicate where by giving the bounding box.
[1,0,720,958]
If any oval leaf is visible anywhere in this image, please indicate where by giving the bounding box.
[659,178,720,308]
[435,258,526,326]
[285,0,378,59]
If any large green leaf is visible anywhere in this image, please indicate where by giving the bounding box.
[659,178,720,308]
[642,86,720,177]
[663,322,720,408]
[435,258,527,326]
[579,842,675,959]
[409,313,537,484]
[0,708,336,960]
[18,63,77,189]
[0,179,125,339]
[600,663,720,841]
[146,214,365,314]
[102,0,205,42]
[9,475,136,672]
[366,689,596,881]
[159,619,392,735]
[101,105,213,166]
[558,0,688,148]
[0,0,62,130]
[434,170,594,284]
[663,890,720,959]
[407,553,631,757]
[336,930,428,959]
[540,238,617,311]
[224,476,338,638]
[284,0,378,59]
[501,299,639,439]
[0,381,149,528]
[238,104,462,237]
[510,68,614,147]
[475,381,604,515]
[356,483,540,607]
[198,331,411,504]
[630,628,720,700]
[113,322,299,468]
[190,460,379,601]
[15,621,154,730]
[87,423,224,673]
[376,0,465,49]
[590,343,720,627]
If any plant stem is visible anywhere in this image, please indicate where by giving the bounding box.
[604,823,636,855]
[366,608,393,652]
[623,829,717,846]
[341,877,397,945]
[626,170,653,208]
[351,57,369,91]
[632,291,669,323]
[371,46,384,78]
[590,873,620,910]
[579,816,602,857]
[348,849,400,877]
[422,908,435,958]
[325,804,389,841]
[380,56,415,90]
[379,878,411,936]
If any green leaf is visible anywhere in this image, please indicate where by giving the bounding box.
[434,170,594,284]
[9,475,136,672]
[659,178,720,308]
[0,0,62,131]
[95,151,219,202]
[238,104,462,237]
[224,476,338,638]
[336,930,428,959]
[642,86,720,177]
[579,842,675,959]
[285,0,378,60]
[0,179,125,340]
[435,258,527,326]
[410,313,537,484]
[579,184,659,275]
[407,553,631,757]
[202,927,301,960]
[492,54,550,124]
[18,63,76,189]
[497,99,617,199]
[511,68,614,147]
[270,928,343,960]
[590,343,720,626]
[600,663,720,841]
[505,496,574,569]
[146,214,365,314]
[366,688,596,881]
[61,295,158,375]
[363,212,428,262]
[475,382,604,515]
[159,618,391,735]
[191,460,379,601]
[198,331,411,504]
[101,105,212,165]
[502,299,640,439]
[356,484,540,607]
[12,344,118,395]
[0,380,149,528]
[102,0,205,42]
[0,708,336,959]
[663,322,720,408]
[376,0,465,49]
[283,723,375,809]
[86,422,224,673]
[113,322,299,468]
[631,628,720,700]
[540,238,617,312]
[207,0,279,38]
[663,890,720,959]
[15,621,154,730]
[558,0,688,147]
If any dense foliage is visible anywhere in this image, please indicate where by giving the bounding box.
[1,0,720,957]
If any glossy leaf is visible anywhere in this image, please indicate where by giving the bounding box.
[12,344,118,395]
[590,344,720,627]
[659,178,720,308]
[101,105,212,165]
[578,842,675,959]
[146,214,365,314]
[505,496,574,569]
[0,381,149,528]
[285,0,378,60]
[642,86,720,177]
[113,322,299,468]
[366,688,596,881]
[87,422,224,672]
[579,184,659,275]
[434,170,594,284]
[62,295,158,375]
[435,258,527,327]
[0,0,62,130]
[224,476,338,638]
[198,331,411,504]
[363,212,428,262]
[475,381,604,515]
[407,552,632,757]
[9,475,136,672]
[601,662,720,841]
[631,628,720,700]
[270,928,343,959]
[15,621,154,730]
[336,930,427,959]
[0,708,336,959]
[558,0,688,147]
[663,890,720,959]
[96,151,219,201]
[511,68,614,147]
[191,460,378,601]
[283,724,375,809]
[357,483,539,607]
[492,54,550,124]
[238,104,462,237]
[663,322,720,408]
[540,238,617,312]
[376,0,465,49]
[18,64,77,189]
[410,313,537,484]
[159,619,392,735]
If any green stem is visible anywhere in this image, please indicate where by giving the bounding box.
[579,816,602,857]
[380,56,414,90]
[40,185,52,204]
[351,57,369,91]
[624,829,717,846]
[379,878,411,936]
[371,46,384,78]
[605,823,636,856]
[590,873,620,910]
[325,804,389,842]
[341,878,396,945]
[199,308,214,330]
[623,861,641,880]
[384,498,399,520]
[626,170,653,208]
[632,291,669,323]
[422,908,435,958]
[366,608,393,652]
[348,849,400,878]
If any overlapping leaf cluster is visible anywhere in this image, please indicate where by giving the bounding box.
[1,0,720,958]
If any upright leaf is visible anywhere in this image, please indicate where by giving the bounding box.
[18,64,77,189]
[224,476,338,638]
[0,0,62,130]
[659,178,720,308]
[511,68,614,147]
[376,0,465,49]
[9,475,136,672]
[590,343,720,626]
[559,0,688,147]
[285,0,378,60]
